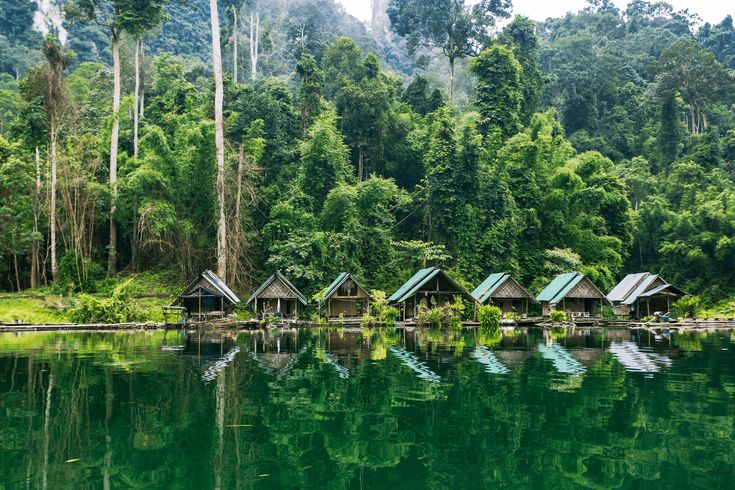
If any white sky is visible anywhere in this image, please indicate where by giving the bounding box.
[337,0,734,26]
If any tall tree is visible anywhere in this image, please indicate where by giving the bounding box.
[387,0,512,100]
[299,108,352,211]
[335,53,390,180]
[470,45,522,138]
[65,0,125,275]
[498,16,543,125]
[655,38,735,135]
[223,0,245,83]
[210,0,228,278]
[119,0,167,159]
[23,36,72,281]
[296,50,323,132]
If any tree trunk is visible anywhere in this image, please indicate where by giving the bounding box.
[358,145,364,181]
[249,11,259,80]
[448,57,455,102]
[229,146,245,285]
[31,146,41,289]
[108,28,121,276]
[50,119,58,279]
[232,9,238,83]
[140,38,145,118]
[13,248,20,291]
[210,0,227,279]
[133,36,140,159]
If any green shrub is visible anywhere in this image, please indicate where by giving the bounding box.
[361,314,376,327]
[449,296,465,317]
[550,310,568,323]
[672,295,702,318]
[382,306,400,322]
[478,304,501,331]
[371,289,388,315]
[71,280,145,324]
[53,251,105,293]
[425,308,445,325]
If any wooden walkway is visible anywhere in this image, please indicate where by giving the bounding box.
[2,318,735,334]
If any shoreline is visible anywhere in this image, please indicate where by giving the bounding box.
[2,319,735,334]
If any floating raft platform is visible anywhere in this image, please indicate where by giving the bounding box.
[2,318,735,333]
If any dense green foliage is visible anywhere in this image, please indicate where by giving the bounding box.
[0,0,734,310]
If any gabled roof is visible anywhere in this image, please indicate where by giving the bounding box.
[388,267,474,304]
[174,270,240,306]
[472,273,506,302]
[637,283,687,299]
[536,272,608,305]
[607,272,649,303]
[471,272,538,304]
[607,272,687,305]
[388,267,435,303]
[536,272,580,304]
[246,270,308,306]
[320,272,370,302]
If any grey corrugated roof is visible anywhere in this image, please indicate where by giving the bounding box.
[320,272,370,302]
[203,270,240,304]
[607,273,650,303]
[608,272,686,305]
[622,274,660,305]
[173,270,240,306]
[246,271,307,306]
[638,283,687,298]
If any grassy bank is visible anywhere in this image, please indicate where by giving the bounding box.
[0,271,179,324]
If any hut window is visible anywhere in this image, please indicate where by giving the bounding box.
[339,279,357,297]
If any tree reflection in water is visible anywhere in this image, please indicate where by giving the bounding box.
[0,327,734,488]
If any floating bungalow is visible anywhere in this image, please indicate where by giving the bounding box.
[168,270,240,322]
[536,272,610,319]
[320,273,371,319]
[246,271,307,321]
[607,273,686,319]
[471,272,537,317]
[388,267,474,321]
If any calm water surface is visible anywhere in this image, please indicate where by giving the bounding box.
[1,327,734,489]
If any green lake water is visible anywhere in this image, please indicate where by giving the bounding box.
[1,327,734,489]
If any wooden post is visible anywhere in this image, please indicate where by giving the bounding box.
[647,299,650,317]
[295,300,298,321]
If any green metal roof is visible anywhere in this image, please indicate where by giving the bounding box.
[320,272,370,303]
[246,271,308,306]
[388,267,474,304]
[388,267,436,303]
[536,272,582,304]
[471,272,508,303]
[536,272,611,305]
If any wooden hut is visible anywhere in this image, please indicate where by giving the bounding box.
[607,273,686,319]
[246,271,307,321]
[388,267,474,320]
[536,272,610,319]
[321,273,371,319]
[169,270,240,321]
[471,272,537,317]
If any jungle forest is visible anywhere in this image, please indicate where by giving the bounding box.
[1,0,734,315]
